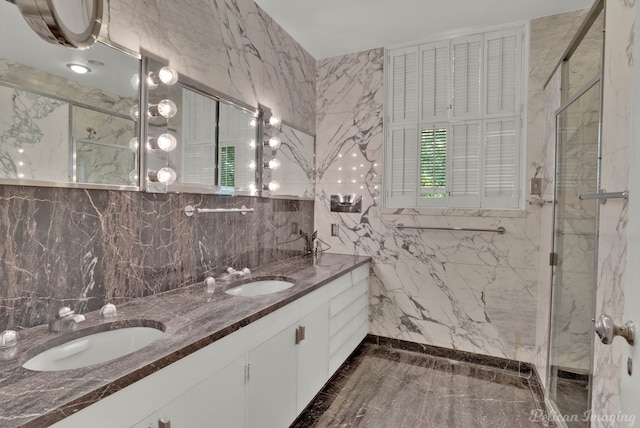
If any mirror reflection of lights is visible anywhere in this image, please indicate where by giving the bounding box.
[17,173,25,178]
[248,139,257,149]
[129,105,140,121]
[66,63,91,74]
[248,160,257,170]
[249,118,258,128]
[17,148,24,154]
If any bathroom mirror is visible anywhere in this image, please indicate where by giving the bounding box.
[143,56,260,195]
[0,0,141,190]
[8,0,103,49]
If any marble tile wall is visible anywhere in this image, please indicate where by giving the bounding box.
[103,0,316,135]
[592,0,635,423]
[0,0,317,330]
[314,12,587,365]
[0,187,312,329]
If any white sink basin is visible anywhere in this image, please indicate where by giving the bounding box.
[23,325,165,372]
[225,280,294,297]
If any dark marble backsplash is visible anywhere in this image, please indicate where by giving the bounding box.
[0,186,313,330]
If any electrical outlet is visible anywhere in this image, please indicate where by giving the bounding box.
[291,222,298,235]
[331,224,339,237]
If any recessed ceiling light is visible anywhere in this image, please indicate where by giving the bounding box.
[66,63,91,74]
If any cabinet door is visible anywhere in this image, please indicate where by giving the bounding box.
[297,303,329,414]
[156,355,246,428]
[247,325,297,428]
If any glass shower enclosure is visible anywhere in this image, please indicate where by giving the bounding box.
[547,4,604,426]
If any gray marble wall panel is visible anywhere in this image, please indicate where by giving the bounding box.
[0,187,313,330]
[103,0,316,134]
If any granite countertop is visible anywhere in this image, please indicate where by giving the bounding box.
[0,253,370,428]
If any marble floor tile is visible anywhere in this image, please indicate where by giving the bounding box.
[293,343,550,428]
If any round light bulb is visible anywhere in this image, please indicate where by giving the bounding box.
[158,66,179,85]
[248,118,257,128]
[155,167,177,185]
[248,160,257,170]
[268,136,281,149]
[269,116,281,126]
[129,137,139,152]
[268,180,280,192]
[157,99,177,118]
[248,182,257,191]
[129,105,140,121]
[248,139,256,149]
[268,158,281,170]
[156,134,177,152]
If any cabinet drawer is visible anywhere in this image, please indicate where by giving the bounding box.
[327,273,352,298]
[329,316,368,374]
[329,277,368,317]
[351,264,369,284]
[329,292,367,337]
[329,305,368,356]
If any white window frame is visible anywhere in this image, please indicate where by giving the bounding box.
[383,23,528,210]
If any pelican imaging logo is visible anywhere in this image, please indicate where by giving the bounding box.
[529,409,636,426]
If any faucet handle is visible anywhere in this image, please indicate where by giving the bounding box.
[100,303,117,319]
[0,330,19,349]
[56,307,74,318]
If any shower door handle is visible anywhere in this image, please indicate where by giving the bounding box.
[594,314,635,345]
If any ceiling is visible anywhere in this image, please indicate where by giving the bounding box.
[254,0,595,59]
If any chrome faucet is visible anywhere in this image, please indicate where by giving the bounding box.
[219,267,250,281]
[300,230,318,254]
[49,307,85,333]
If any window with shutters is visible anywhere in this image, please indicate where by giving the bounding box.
[384,25,525,209]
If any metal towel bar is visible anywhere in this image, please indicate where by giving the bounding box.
[578,190,629,203]
[396,225,506,234]
[184,205,254,217]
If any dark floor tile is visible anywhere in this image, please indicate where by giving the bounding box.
[294,343,550,428]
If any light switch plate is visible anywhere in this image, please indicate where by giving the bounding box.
[530,177,543,196]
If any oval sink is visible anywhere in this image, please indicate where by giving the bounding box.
[225,280,294,297]
[23,324,165,372]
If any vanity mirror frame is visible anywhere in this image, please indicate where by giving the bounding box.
[140,56,316,200]
[0,28,143,191]
[142,55,261,196]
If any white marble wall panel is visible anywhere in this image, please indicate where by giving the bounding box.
[592,0,635,422]
[104,0,316,134]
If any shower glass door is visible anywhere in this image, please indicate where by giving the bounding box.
[548,5,603,425]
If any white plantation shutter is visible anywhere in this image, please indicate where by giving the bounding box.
[420,41,450,122]
[449,122,481,207]
[386,125,418,207]
[384,24,524,209]
[451,34,483,120]
[483,118,520,208]
[389,47,419,124]
[485,28,522,116]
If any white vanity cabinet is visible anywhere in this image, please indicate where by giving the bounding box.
[50,263,368,428]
